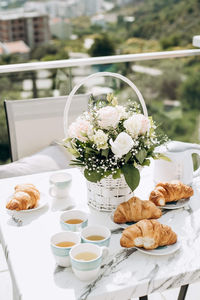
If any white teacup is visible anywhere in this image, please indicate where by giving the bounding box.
[49,172,72,198]
[50,231,80,267]
[81,225,111,247]
[60,210,88,232]
[69,243,108,281]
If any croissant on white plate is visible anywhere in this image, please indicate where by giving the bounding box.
[6,183,40,211]
[120,219,177,250]
[114,196,162,224]
[149,181,193,206]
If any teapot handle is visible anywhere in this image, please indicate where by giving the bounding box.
[191,149,200,178]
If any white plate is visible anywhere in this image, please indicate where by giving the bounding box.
[158,198,190,210]
[6,192,48,214]
[135,240,181,256]
[110,211,136,229]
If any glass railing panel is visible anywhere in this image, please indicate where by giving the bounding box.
[0,55,200,165]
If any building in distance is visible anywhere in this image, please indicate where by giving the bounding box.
[50,18,72,40]
[0,10,51,49]
[24,0,103,19]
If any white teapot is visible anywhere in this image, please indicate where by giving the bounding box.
[154,141,200,185]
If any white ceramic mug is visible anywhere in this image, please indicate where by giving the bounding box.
[49,172,72,198]
[69,243,108,281]
[50,231,80,267]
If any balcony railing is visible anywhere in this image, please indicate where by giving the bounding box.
[0,47,199,74]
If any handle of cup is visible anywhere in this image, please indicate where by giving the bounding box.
[191,149,200,178]
[49,186,56,197]
[101,246,109,260]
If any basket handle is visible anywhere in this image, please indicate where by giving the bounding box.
[64,71,148,135]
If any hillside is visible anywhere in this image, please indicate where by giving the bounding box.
[114,0,200,48]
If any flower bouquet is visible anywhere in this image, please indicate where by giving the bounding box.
[62,72,166,211]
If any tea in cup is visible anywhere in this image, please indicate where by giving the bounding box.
[50,231,80,267]
[69,243,108,281]
[49,172,72,198]
[60,210,88,232]
[81,225,111,247]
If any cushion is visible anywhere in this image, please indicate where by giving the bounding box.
[0,144,71,179]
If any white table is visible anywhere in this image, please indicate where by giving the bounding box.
[0,166,200,300]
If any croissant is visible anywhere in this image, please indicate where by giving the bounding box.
[6,183,40,211]
[120,219,177,250]
[114,197,162,223]
[149,181,193,206]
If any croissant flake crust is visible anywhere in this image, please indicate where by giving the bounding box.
[120,219,177,250]
[149,181,193,206]
[114,196,162,224]
[6,183,40,211]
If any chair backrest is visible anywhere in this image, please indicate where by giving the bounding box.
[4,94,90,161]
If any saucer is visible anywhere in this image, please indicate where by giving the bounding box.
[158,198,190,210]
[51,196,75,212]
[135,240,181,256]
[6,192,48,215]
[110,211,136,229]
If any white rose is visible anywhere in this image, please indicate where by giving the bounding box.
[98,106,120,129]
[68,117,91,142]
[116,105,128,120]
[93,130,108,150]
[110,132,134,158]
[124,114,150,138]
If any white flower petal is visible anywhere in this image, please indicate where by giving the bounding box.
[98,106,120,129]
[110,132,134,158]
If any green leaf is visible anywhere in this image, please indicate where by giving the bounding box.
[67,148,79,156]
[113,169,121,179]
[70,159,84,166]
[142,159,151,166]
[71,157,82,162]
[103,170,112,177]
[154,153,171,162]
[70,163,84,166]
[148,116,155,137]
[61,137,71,144]
[85,147,93,154]
[85,147,99,155]
[84,169,102,183]
[124,152,132,163]
[121,164,140,192]
[136,149,147,164]
[101,149,109,158]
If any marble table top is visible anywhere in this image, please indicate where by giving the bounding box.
[0,165,200,300]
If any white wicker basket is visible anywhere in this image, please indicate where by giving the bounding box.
[64,72,148,211]
[86,174,133,211]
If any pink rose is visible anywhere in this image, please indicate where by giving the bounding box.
[139,114,150,135]
[68,118,91,142]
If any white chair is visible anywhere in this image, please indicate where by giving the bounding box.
[4,94,90,162]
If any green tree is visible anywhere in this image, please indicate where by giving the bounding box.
[88,34,115,57]
[31,44,68,61]
[179,72,200,109]
[31,44,58,60]
[160,34,181,50]
[158,71,182,99]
